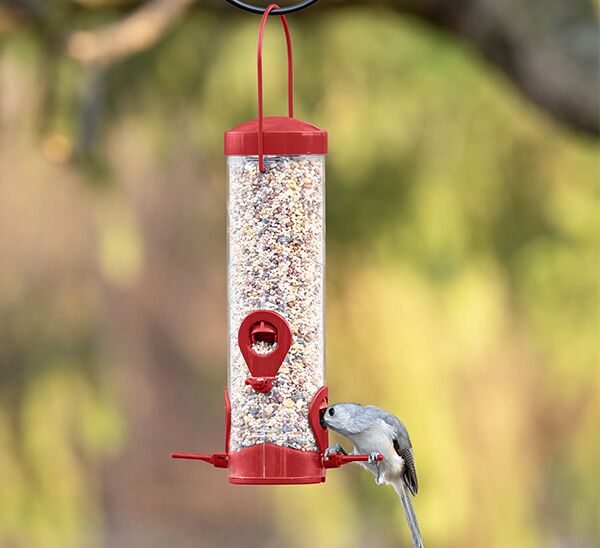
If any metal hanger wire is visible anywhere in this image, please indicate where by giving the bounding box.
[223,0,319,15]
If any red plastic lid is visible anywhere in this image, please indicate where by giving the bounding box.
[224,5,327,167]
[225,115,327,156]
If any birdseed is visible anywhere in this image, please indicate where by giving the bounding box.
[228,155,325,452]
[252,340,278,355]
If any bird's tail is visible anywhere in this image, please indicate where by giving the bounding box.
[392,480,424,548]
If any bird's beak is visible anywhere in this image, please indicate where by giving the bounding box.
[319,408,327,429]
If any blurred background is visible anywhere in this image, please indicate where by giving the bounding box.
[0,0,598,547]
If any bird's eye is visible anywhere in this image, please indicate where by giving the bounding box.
[328,408,335,416]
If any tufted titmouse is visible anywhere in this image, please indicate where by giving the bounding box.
[321,402,423,548]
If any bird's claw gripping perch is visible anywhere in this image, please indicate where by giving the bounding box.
[323,443,348,459]
[368,451,383,463]
[368,451,384,485]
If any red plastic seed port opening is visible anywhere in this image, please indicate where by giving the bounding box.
[239,310,292,393]
[251,321,277,345]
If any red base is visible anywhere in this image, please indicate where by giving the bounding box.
[228,443,325,484]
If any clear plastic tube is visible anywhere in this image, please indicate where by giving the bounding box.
[228,154,325,452]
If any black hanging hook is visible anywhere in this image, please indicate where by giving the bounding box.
[224,0,319,15]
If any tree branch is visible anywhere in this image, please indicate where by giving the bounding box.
[66,0,196,65]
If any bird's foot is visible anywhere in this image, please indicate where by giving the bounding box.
[368,452,383,485]
[368,451,382,464]
[323,443,348,459]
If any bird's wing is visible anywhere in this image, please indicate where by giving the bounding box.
[383,414,419,496]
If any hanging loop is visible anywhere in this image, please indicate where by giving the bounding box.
[225,0,319,15]
[257,3,293,172]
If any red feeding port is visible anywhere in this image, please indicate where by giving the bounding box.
[238,310,292,393]
[308,385,329,453]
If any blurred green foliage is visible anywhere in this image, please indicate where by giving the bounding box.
[0,5,598,548]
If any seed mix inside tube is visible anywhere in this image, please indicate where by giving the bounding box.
[228,155,325,451]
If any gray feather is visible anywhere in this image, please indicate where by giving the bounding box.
[393,438,418,496]
[393,480,424,548]
[380,410,419,496]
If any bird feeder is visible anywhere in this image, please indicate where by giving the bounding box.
[172,2,375,484]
